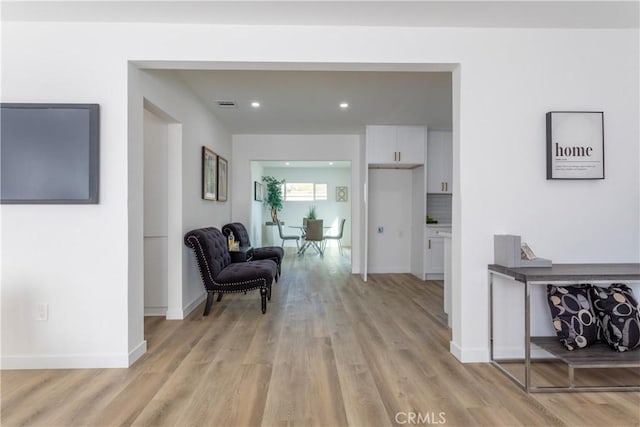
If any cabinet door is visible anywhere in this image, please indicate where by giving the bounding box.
[396,126,425,164]
[427,131,452,193]
[442,134,453,191]
[425,237,445,274]
[366,125,396,164]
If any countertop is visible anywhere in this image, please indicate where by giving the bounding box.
[425,223,452,228]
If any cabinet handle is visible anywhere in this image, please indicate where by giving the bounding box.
[445,182,448,192]
[393,152,397,162]
[441,182,444,192]
[428,239,431,249]
[398,151,401,162]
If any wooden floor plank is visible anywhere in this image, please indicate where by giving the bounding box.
[2,247,639,426]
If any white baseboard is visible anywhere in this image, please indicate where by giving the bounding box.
[144,306,167,317]
[449,341,490,363]
[165,309,184,320]
[165,293,206,320]
[128,340,147,366]
[1,352,130,370]
[425,273,444,280]
[367,267,411,274]
[183,292,206,317]
[165,292,206,320]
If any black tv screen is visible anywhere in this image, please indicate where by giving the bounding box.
[1,103,99,204]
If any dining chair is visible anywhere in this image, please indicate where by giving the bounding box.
[301,219,324,256]
[323,218,346,255]
[276,221,300,251]
[301,217,308,239]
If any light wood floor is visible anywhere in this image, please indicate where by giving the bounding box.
[2,247,639,426]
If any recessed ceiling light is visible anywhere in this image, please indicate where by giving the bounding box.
[251,101,260,108]
[285,162,290,166]
[339,102,349,109]
[329,162,334,165]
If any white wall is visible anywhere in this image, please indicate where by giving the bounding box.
[411,166,426,279]
[232,135,362,272]
[262,166,352,248]
[140,70,233,320]
[1,21,637,368]
[250,162,265,247]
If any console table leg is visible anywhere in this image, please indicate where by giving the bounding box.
[569,366,575,388]
[525,281,531,392]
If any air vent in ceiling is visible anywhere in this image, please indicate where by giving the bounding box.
[216,100,237,108]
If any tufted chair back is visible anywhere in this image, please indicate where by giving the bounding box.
[184,227,231,290]
[222,222,252,247]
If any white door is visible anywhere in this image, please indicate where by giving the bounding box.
[143,105,183,319]
[143,109,169,316]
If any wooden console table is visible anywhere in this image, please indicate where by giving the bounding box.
[488,263,640,393]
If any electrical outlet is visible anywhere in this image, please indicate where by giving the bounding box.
[37,303,48,321]
[377,226,384,234]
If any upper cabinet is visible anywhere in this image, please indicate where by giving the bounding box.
[366,125,426,167]
[427,130,452,193]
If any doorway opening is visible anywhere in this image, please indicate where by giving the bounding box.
[252,160,352,261]
[129,62,460,366]
[142,100,184,320]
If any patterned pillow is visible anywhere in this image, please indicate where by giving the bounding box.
[546,284,600,350]
[590,284,640,352]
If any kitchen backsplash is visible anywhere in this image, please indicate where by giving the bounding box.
[427,193,452,224]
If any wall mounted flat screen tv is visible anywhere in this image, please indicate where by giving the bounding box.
[1,103,99,204]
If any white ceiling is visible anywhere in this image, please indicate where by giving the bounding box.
[167,69,452,134]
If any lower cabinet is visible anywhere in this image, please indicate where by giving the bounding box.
[425,236,445,275]
[425,226,450,277]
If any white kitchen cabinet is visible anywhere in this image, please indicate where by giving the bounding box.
[425,236,444,274]
[425,225,450,277]
[427,130,452,193]
[366,125,425,166]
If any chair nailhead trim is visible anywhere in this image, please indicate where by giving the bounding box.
[186,234,271,291]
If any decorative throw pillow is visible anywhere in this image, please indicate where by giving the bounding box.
[546,284,600,350]
[590,283,640,352]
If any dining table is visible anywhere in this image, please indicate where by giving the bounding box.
[288,224,330,256]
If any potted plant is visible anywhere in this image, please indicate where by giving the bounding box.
[262,176,284,223]
[307,205,317,220]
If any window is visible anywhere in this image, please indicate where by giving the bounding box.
[314,183,328,200]
[284,182,314,201]
[284,182,328,201]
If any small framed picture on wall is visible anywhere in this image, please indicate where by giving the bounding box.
[254,181,264,201]
[336,186,348,202]
[217,155,228,202]
[201,146,217,201]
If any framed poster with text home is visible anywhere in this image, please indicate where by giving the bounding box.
[546,111,604,180]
